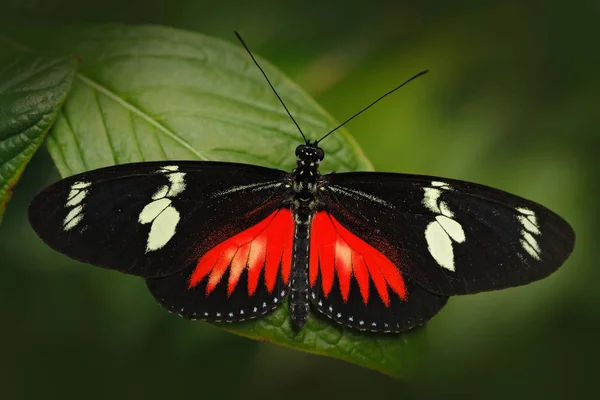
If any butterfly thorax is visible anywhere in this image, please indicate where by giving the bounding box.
[291,144,323,202]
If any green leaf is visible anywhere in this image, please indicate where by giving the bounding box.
[0,48,76,223]
[9,24,371,175]
[3,24,427,379]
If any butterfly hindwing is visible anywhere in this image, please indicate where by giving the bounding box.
[147,208,294,322]
[308,211,448,332]
[321,172,575,296]
[29,161,290,278]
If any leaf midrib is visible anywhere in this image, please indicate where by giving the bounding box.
[1,33,210,162]
[76,74,209,161]
[0,32,371,173]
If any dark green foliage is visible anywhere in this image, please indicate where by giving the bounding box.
[0,51,76,222]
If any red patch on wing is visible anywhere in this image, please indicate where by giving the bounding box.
[309,212,406,306]
[189,209,294,296]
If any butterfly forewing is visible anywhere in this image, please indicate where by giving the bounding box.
[29,161,290,278]
[322,172,575,296]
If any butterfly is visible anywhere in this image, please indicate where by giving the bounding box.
[28,33,575,333]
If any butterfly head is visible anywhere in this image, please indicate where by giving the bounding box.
[295,142,324,166]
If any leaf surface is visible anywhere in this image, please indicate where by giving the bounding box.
[10,25,371,174]
[0,45,76,223]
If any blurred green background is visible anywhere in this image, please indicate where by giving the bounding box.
[1,1,598,399]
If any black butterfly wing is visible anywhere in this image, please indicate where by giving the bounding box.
[29,161,291,279]
[320,172,575,296]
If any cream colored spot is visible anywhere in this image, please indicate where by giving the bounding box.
[63,214,84,231]
[71,181,91,189]
[63,181,91,231]
[425,221,455,271]
[423,188,441,213]
[67,189,79,200]
[516,207,534,216]
[526,214,538,228]
[166,172,186,197]
[518,215,541,235]
[140,166,187,252]
[431,181,450,188]
[521,239,541,260]
[439,201,454,218]
[516,208,542,260]
[436,215,465,243]
[146,206,180,252]
[522,231,540,253]
[152,185,169,200]
[64,205,83,224]
[139,198,172,224]
[422,182,465,271]
[66,190,87,207]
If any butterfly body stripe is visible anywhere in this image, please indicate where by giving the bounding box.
[288,149,321,329]
[289,209,311,329]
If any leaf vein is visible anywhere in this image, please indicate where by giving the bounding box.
[76,74,208,161]
[149,122,169,159]
[60,109,89,171]
[124,85,329,133]
[92,89,118,164]
[46,134,71,176]
[128,110,145,162]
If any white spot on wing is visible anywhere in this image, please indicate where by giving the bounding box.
[439,201,454,218]
[522,231,540,253]
[516,208,542,260]
[64,205,83,222]
[139,198,172,224]
[422,181,464,271]
[425,221,455,271]
[516,207,534,216]
[436,215,465,243]
[66,190,87,207]
[521,239,540,260]
[146,206,180,252]
[152,185,169,200]
[71,181,91,190]
[517,215,540,235]
[139,166,190,252]
[431,181,450,188]
[67,189,79,201]
[166,172,186,197]
[62,181,91,231]
[63,213,84,231]
[423,188,441,213]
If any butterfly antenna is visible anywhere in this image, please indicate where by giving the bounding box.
[234,31,309,144]
[317,69,429,144]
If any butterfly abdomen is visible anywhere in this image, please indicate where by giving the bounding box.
[289,209,312,329]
